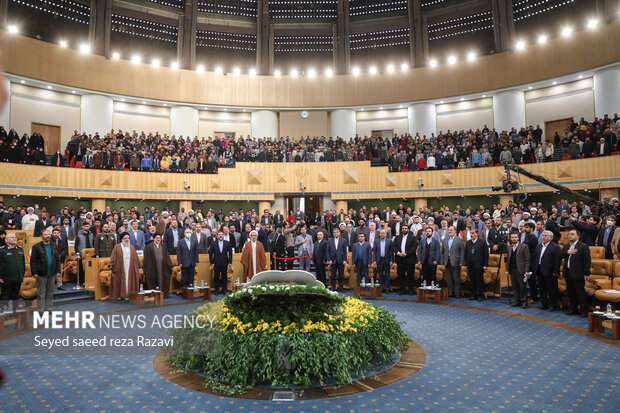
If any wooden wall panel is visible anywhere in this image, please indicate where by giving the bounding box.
[0,157,618,201]
[2,21,619,108]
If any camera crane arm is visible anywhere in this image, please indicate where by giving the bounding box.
[501,161,599,206]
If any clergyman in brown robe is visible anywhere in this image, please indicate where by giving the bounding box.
[143,233,172,298]
[109,232,141,300]
[240,230,266,281]
[156,211,170,235]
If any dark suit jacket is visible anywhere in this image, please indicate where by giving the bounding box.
[33,219,51,237]
[192,232,209,254]
[209,240,233,266]
[465,238,489,269]
[313,238,328,264]
[273,233,286,255]
[326,237,348,264]
[390,221,403,237]
[545,219,561,243]
[561,241,591,279]
[417,237,441,264]
[164,227,184,255]
[342,231,356,252]
[522,233,538,271]
[373,238,393,263]
[531,242,561,277]
[352,241,372,266]
[393,233,417,264]
[177,238,199,267]
[506,242,531,275]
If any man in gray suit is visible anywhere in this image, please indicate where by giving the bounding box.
[505,231,531,308]
[128,220,145,251]
[440,226,465,298]
[192,224,209,254]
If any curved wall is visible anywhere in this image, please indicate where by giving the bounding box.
[2,20,620,108]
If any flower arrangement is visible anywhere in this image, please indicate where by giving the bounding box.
[166,282,409,392]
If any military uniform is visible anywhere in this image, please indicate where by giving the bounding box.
[94,232,117,257]
[0,244,26,311]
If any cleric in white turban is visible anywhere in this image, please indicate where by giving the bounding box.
[240,230,266,280]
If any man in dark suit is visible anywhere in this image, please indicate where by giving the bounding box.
[417,227,441,284]
[597,215,619,259]
[50,227,68,290]
[505,232,531,308]
[596,137,610,156]
[272,227,286,271]
[531,230,562,311]
[209,230,233,294]
[393,224,417,295]
[441,226,465,298]
[522,222,539,302]
[164,220,184,255]
[326,227,348,292]
[464,229,489,301]
[342,223,356,252]
[561,229,591,317]
[313,230,328,285]
[33,212,50,237]
[177,228,199,288]
[373,228,393,294]
[273,210,284,229]
[192,225,209,254]
[60,217,75,241]
[352,233,372,284]
[570,216,599,246]
[390,216,403,238]
[544,213,562,243]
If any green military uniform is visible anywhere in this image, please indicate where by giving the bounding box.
[0,244,26,310]
[94,232,117,258]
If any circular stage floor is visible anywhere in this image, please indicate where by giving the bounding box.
[0,295,618,412]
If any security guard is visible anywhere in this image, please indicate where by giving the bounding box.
[94,222,117,257]
[0,233,26,312]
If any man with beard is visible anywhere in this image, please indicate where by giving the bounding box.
[240,230,266,280]
[209,230,233,294]
[109,232,141,300]
[143,233,172,298]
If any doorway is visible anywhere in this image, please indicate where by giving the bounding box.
[544,118,573,143]
[284,196,323,223]
[214,132,235,140]
[31,122,61,154]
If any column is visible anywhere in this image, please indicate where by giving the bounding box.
[178,0,197,69]
[81,95,113,136]
[498,194,513,208]
[88,0,112,57]
[593,66,620,119]
[492,0,515,53]
[335,200,348,214]
[170,106,199,139]
[0,77,10,129]
[334,0,350,75]
[179,200,192,213]
[408,0,428,67]
[330,109,356,139]
[493,90,525,132]
[408,103,436,139]
[600,188,619,202]
[256,0,271,75]
[259,201,272,214]
[0,0,8,27]
[414,198,427,212]
[92,198,106,213]
[251,110,278,139]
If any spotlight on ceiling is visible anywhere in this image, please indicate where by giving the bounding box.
[79,43,90,54]
[379,106,383,110]
[552,81,557,85]
[447,55,457,65]
[561,26,573,37]
[460,97,464,101]
[386,64,395,73]
[274,69,281,77]
[131,55,141,64]
[537,35,548,44]
[351,67,361,76]
[215,66,223,75]
[290,68,299,77]
[232,67,241,76]
[171,61,179,70]
[307,68,317,78]
[587,18,598,30]
[196,65,205,74]
[249,68,257,76]
[142,100,146,104]
[8,25,18,34]
[515,40,526,51]
[47,85,52,90]
[325,67,334,77]
[467,52,476,62]
[369,66,377,75]
[429,59,438,68]
[112,52,120,60]
[400,62,409,71]
[578,75,583,79]
[151,59,160,68]
[59,40,68,48]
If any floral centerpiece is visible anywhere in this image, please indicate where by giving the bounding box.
[166,281,409,393]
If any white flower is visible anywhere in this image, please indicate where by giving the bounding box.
[285,287,290,291]
[262,287,267,291]
[269,285,275,290]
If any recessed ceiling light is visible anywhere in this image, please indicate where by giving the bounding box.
[467,52,476,62]
[360,108,364,111]
[79,44,90,54]
[351,67,361,76]
[71,90,76,94]
[552,81,557,85]
[587,19,598,30]
[307,68,317,78]
[121,98,125,102]
[232,67,241,76]
[578,75,583,79]
[460,97,464,101]
[482,94,486,98]
[47,85,52,90]
[379,106,383,110]
[132,55,141,64]
[243,109,246,112]
[151,59,160,68]
[439,100,444,104]
[142,100,146,104]
[369,66,377,75]
[386,64,395,73]
[538,35,547,44]
[399,105,403,108]
[325,68,334,77]
[448,55,457,65]
[223,108,227,111]
[290,68,298,77]
[8,25,18,34]
[528,86,533,90]
[163,103,167,106]
[249,68,257,76]
[274,69,281,77]
[561,26,573,37]
[59,40,67,48]
[20,80,25,84]
[196,65,205,74]
[112,52,120,60]
[400,63,409,71]
[429,59,438,68]
[215,66,223,75]
[515,40,526,51]
[171,61,179,70]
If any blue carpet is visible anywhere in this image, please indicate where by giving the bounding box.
[1,295,619,412]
